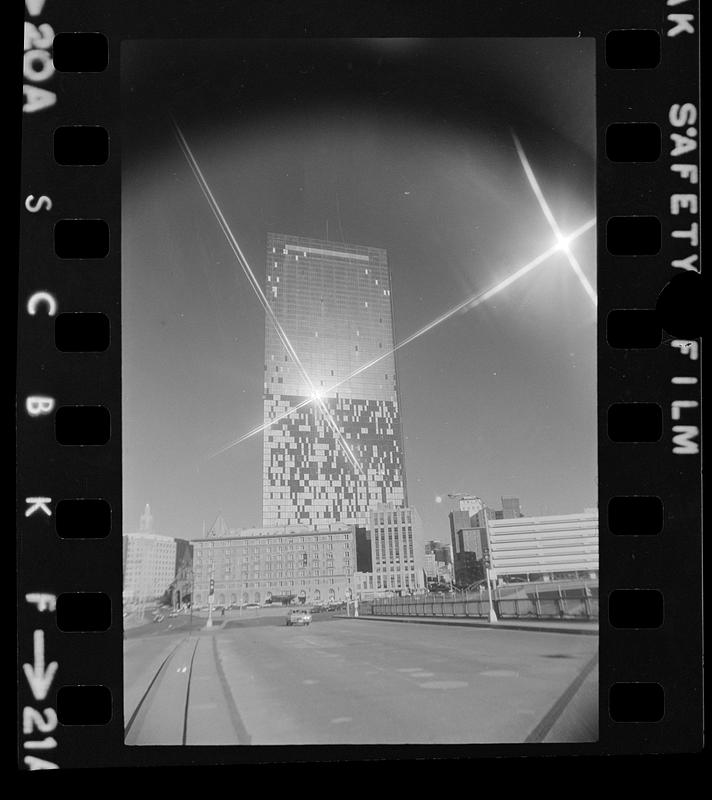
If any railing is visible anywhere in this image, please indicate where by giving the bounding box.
[361,587,599,621]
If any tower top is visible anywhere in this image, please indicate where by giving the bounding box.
[139,503,154,532]
[207,513,230,538]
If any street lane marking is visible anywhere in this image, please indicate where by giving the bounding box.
[330,717,352,724]
[302,679,319,685]
[418,680,469,689]
[525,651,599,744]
[480,670,520,677]
[396,668,422,672]
[410,672,435,677]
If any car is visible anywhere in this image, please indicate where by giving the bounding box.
[285,609,312,626]
[168,611,179,617]
[153,614,165,623]
[244,603,260,609]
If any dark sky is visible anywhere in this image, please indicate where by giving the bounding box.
[121,38,596,542]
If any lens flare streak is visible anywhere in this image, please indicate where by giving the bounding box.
[173,118,363,474]
[511,132,597,308]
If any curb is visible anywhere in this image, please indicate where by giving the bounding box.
[341,614,598,637]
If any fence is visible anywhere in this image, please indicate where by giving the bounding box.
[362,584,598,621]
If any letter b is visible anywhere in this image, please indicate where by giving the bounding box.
[26,396,55,417]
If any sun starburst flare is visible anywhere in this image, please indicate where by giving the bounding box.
[511,131,598,308]
[205,215,595,461]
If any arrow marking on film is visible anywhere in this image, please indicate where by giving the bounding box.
[23,630,58,701]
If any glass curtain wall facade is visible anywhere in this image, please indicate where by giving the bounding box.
[263,233,408,528]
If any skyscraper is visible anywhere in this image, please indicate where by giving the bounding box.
[262,233,408,528]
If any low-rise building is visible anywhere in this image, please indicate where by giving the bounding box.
[488,510,598,582]
[191,516,356,606]
[122,505,178,603]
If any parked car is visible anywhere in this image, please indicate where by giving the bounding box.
[244,603,260,609]
[285,609,312,626]
[153,614,165,623]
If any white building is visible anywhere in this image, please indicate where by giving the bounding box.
[487,510,598,583]
[122,505,177,602]
[354,571,376,600]
[370,504,425,593]
[423,553,438,578]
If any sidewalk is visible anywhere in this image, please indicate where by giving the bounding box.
[340,613,598,636]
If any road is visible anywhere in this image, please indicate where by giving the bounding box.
[123,612,598,745]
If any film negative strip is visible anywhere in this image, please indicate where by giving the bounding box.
[18,0,701,768]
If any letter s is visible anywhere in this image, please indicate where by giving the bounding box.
[25,195,52,213]
[669,103,697,128]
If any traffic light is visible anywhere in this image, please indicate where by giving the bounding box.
[302,553,308,566]
[209,578,215,596]
[483,548,491,569]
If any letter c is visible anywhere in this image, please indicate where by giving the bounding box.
[27,292,57,316]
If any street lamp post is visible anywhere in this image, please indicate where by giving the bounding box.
[188,567,194,634]
[482,511,498,624]
[206,542,215,629]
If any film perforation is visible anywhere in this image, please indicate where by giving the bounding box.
[56,685,112,726]
[606,122,662,163]
[52,32,108,73]
[606,216,662,256]
[56,592,111,632]
[54,218,110,259]
[608,589,664,629]
[55,498,112,539]
[609,682,665,724]
[55,405,111,445]
[606,309,662,349]
[55,311,111,352]
[54,125,110,166]
[607,403,664,443]
[605,30,661,70]
[607,496,664,537]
